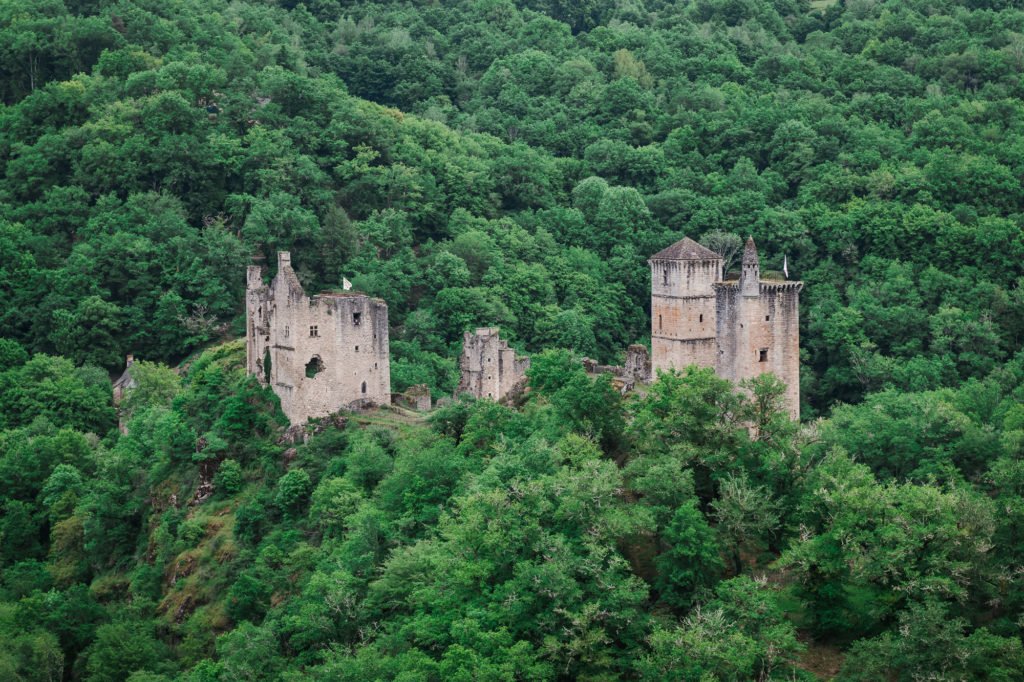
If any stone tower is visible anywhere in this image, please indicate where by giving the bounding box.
[650,237,723,372]
[246,252,391,424]
[457,327,530,402]
[650,236,803,420]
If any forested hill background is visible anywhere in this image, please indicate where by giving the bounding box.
[2,0,1024,680]
[2,0,1024,415]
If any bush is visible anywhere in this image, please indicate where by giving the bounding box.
[274,469,312,514]
[179,519,206,546]
[214,459,243,495]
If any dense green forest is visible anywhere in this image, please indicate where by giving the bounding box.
[2,0,1024,679]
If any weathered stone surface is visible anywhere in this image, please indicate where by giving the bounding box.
[457,327,530,402]
[112,354,136,406]
[279,424,307,445]
[624,344,651,383]
[406,383,432,411]
[112,355,137,434]
[246,252,391,425]
[650,237,802,419]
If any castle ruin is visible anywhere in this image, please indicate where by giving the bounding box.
[457,327,530,402]
[650,237,802,419]
[246,252,391,424]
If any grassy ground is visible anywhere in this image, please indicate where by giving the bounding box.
[353,404,429,427]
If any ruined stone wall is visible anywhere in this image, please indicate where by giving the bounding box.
[246,252,391,424]
[650,258,721,373]
[407,384,432,411]
[624,344,651,383]
[714,281,802,420]
[457,327,530,402]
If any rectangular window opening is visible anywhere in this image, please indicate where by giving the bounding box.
[309,325,318,337]
[765,315,770,321]
[353,312,361,326]
[759,349,768,362]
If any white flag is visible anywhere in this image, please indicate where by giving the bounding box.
[783,255,788,279]
[343,277,352,291]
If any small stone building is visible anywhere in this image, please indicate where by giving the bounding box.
[112,354,138,434]
[112,354,137,406]
[650,237,802,419]
[246,252,391,424]
[457,327,530,402]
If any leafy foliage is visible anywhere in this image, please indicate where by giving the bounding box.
[3,0,1024,678]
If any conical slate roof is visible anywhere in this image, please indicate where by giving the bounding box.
[741,236,759,265]
[650,237,722,261]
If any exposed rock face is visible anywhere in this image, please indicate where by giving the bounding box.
[246,252,391,425]
[457,327,530,402]
[650,237,803,419]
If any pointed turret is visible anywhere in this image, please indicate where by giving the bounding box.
[739,236,759,296]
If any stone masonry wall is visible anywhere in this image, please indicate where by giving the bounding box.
[714,281,802,420]
[650,238,802,420]
[624,344,651,383]
[650,258,721,374]
[247,252,391,424]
